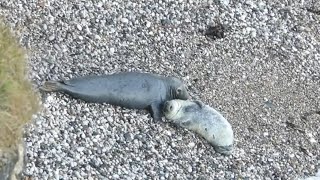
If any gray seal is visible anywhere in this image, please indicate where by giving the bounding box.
[163,99,234,155]
[40,72,190,121]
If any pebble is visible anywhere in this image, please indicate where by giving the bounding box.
[109,47,115,55]
[107,116,113,123]
[121,18,129,24]
[76,24,82,31]
[77,147,85,152]
[113,174,120,179]
[188,142,195,148]
[146,21,151,28]
[74,171,81,178]
[219,0,230,6]
[48,35,55,41]
[124,132,134,141]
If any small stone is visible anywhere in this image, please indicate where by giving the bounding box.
[171,142,176,147]
[74,171,81,178]
[112,174,120,179]
[53,44,60,50]
[309,137,317,143]
[165,130,171,136]
[121,18,129,24]
[161,19,170,26]
[146,21,151,28]
[94,34,101,40]
[81,133,86,138]
[107,116,113,123]
[55,169,59,179]
[109,47,115,55]
[218,0,230,6]
[77,147,85,152]
[76,24,82,31]
[46,95,54,103]
[124,132,134,141]
[289,154,294,158]
[71,161,77,167]
[48,35,55,41]
[188,142,195,148]
[83,120,89,126]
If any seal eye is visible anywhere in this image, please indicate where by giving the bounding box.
[169,105,173,111]
[176,88,182,94]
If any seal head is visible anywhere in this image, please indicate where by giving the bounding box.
[163,99,234,155]
[164,76,190,100]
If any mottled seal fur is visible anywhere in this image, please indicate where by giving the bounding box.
[40,72,190,121]
[163,99,234,155]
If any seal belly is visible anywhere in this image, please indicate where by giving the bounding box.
[61,73,163,109]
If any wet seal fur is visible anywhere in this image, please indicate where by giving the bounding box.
[163,99,234,155]
[40,72,190,121]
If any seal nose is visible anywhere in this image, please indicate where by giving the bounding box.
[163,101,173,113]
[184,93,190,100]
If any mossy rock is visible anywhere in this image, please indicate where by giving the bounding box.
[0,143,25,180]
[0,22,40,179]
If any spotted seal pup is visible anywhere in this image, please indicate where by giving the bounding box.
[163,99,234,155]
[40,72,190,121]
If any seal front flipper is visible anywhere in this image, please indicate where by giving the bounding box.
[193,100,205,108]
[40,81,67,92]
[180,120,192,128]
[150,102,162,121]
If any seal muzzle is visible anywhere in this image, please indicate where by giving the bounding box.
[163,101,173,113]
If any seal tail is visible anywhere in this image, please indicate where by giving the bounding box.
[40,81,64,92]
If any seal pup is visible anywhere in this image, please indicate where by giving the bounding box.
[163,99,234,155]
[40,72,190,121]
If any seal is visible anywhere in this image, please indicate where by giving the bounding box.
[163,99,234,155]
[40,72,190,121]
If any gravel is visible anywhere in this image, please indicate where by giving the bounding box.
[1,0,320,179]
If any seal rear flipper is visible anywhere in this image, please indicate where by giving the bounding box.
[213,144,234,156]
[40,81,65,92]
